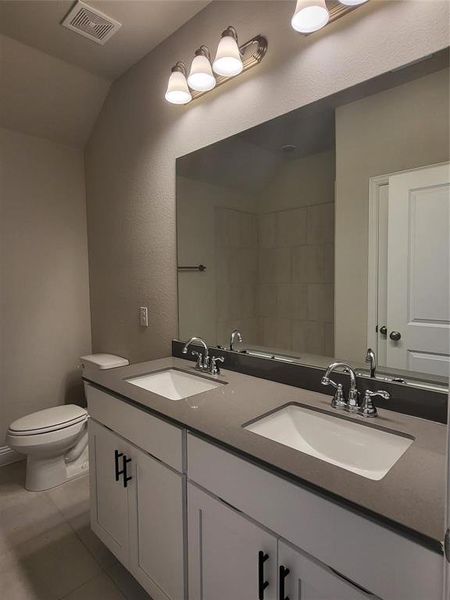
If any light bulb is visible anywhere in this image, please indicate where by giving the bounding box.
[339,0,368,5]
[165,63,192,105]
[291,0,329,34]
[213,26,243,77]
[188,48,216,92]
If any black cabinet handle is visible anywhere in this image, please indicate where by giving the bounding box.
[114,450,123,481]
[122,455,132,488]
[279,565,290,600]
[258,551,269,599]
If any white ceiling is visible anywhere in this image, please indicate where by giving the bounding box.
[0,0,212,81]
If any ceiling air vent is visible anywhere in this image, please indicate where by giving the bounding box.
[62,1,121,45]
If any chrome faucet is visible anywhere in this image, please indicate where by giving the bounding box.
[365,348,377,378]
[321,362,360,412]
[182,337,225,375]
[229,329,243,351]
[182,337,210,370]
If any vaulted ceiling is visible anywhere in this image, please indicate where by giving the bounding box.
[0,0,211,146]
[0,1,211,80]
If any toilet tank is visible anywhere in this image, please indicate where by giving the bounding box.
[80,353,129,410]
[80,353,129,376]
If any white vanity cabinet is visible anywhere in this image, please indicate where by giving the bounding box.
[86,384,185,600]
[89,419,132,566]
[86,380,442,600]
[188,483,374,600]
[278,541,375,600]
[187,434,442,600]
[188,483,278,600]
[128,444,185,600]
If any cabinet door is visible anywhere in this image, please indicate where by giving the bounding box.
[129,446,185,600]
[89,420,131,566]
[278,541,376,600]
[188,483,277,600]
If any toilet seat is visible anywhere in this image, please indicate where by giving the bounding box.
[8,405,88,436]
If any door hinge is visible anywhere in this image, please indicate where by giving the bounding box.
[444,528,450,563]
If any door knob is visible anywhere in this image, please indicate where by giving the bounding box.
[389,331,401,341]
[379,325,387,335]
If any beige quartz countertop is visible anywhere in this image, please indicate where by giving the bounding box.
[84,357,447,552]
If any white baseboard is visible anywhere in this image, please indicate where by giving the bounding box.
[0,445,24,466]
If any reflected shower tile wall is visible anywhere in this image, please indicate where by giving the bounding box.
[215,207,260,347]
[256,202,335,356]
[214,200,335,354]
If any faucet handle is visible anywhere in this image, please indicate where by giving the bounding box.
[210,355,224,375]
[321,376,347,409]
[191,351,204,370]
[359,389,390,418]
[321,375,337,388]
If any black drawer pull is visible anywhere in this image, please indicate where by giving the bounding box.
[122,455,132,488]
[279,565,290,600]
[258,551,269,599]
[114,450,123,481]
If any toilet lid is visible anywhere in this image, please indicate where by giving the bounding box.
[9,405,88,435]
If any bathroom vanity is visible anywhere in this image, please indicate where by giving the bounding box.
[84,357,446,600]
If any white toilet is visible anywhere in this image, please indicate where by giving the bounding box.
[7,353,129,491]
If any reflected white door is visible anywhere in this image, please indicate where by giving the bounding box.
[386,163,450,377]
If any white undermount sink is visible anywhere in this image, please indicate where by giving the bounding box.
[125,368,222,400]
[244,404,413,480]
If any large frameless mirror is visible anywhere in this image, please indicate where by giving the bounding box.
[176,49,450,392]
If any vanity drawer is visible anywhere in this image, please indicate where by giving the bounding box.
[86,383,183,472]
[187,434,441,600]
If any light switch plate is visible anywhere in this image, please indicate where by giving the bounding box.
[139,306,149,327]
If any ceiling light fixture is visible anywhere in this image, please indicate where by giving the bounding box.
[188,46,216,92]
[291,0,369,36]
[165,26,267,105]
[291,0,329,33]
[165,62,192,105]
[212,26,243,77]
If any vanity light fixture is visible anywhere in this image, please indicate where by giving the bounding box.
[165,62,192,105]
[291,0,369,35]
[339,0,368,5]
[291,0,330,34]
[212,26,243,77]
[165,26,267,105]
[188,46,216,92]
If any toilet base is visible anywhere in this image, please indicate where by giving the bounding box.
[25,445,89,491]
[66,445,89,481]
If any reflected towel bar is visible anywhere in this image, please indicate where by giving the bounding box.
[177,264,207,272]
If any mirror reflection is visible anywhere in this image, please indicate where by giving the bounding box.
[177,51,450,389]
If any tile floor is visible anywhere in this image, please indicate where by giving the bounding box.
[0,461,151,600]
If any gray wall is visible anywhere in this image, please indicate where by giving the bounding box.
[0,127,92,445]
[85,0,449,363]
[335,67,450,361]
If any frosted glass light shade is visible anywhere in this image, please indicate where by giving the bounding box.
[291,0,329,33]
[212,34,243,77]
[188,54,216,92]
[165,70,192,104]
[339,0,368,5]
